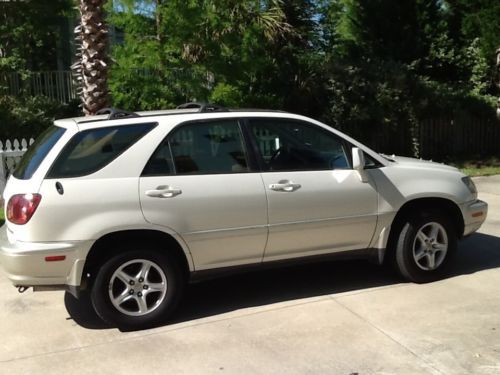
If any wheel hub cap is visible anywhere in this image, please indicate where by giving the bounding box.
[412,222,448,271]
[108,259,167,317]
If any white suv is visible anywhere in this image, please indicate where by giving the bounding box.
[0,103,488,329]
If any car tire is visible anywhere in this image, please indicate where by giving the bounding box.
[394,211,457,283]
[90,248,183,330]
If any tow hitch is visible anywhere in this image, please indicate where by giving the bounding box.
[17,286,30,293]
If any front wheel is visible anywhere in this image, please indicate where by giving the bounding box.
[394,211,457,283]
[91,249,183,330]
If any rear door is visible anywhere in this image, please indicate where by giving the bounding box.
[248,118,379,261]
[3,124,75,240]
[139,118,268,270]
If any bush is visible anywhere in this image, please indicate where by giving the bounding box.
[321,56,497,157]
[208,83,244,108]
[0,96,81,141]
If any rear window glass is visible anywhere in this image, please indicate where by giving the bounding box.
[13,126,66,180]
[47,123,156,178]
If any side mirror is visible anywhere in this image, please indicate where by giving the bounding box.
[352,147,365,171]
[352,147,368,182]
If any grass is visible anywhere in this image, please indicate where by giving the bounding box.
[461,166,500,177]
[0,209,4,227]
[449,156,500,177]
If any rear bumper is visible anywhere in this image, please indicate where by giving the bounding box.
[461,199,488,236]
[0,226,93,289]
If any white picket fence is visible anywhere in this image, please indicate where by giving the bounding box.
[0,138,34,195]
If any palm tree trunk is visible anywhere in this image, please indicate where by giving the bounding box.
[72,0,109,115]
[496,46,500,120]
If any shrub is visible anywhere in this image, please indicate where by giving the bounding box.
[0,96,81,141]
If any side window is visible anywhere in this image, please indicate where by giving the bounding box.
[143,119,249,176]
[48,123,156,178]
[363,153,381,169]
[249,119,349,171]
[14,126,66,180]
[141,138,174,176]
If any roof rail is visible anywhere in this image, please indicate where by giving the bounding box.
[95,108,140,120]
[176,102,228,112]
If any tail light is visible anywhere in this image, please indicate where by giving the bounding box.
[6,194,42,225]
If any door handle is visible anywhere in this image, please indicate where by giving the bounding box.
[145,185,182,198]
[269,180,301,192]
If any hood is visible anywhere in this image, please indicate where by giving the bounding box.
[383,155,459,172]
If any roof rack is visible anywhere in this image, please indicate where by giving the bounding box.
[176,102,228,112]
[95,108,140,120]
[76,103,286,125]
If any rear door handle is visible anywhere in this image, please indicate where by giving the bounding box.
[269,180,301,192]
[145,185,182,198]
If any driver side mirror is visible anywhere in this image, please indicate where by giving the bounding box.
[352,147,368,182]
[352,147,365,171]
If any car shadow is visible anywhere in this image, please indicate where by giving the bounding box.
[64,290,112,329]
[446,232,500,277]
[173,232,500,324]
[64,232,500,331]
[172,259,398,325]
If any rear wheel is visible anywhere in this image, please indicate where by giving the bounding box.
[394,211,457,283]
[91,249,183,330]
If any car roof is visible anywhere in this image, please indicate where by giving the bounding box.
[54,105,294,131]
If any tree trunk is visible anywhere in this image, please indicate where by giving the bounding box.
[496,46,500,120]
[72,0,109,115]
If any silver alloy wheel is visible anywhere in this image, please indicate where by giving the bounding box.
[108,259,167,317]
[412,222,448,271]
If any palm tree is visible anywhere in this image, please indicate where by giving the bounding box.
[72,0,109,115]
[496,46,500,119]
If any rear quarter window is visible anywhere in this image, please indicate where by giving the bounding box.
[47,123,156,178]
[13,126,66,180]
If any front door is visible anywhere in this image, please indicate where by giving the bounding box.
[140,119,268,270]
[248,118,378,261]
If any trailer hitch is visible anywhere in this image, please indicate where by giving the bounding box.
[17,286,30,293]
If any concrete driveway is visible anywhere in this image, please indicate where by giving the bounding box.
[1,176,499,375]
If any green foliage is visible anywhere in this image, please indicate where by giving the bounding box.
[0,0,74,74]
[0,96,81,141]
[450,0,500,62]
[107,1,303,110]
[0,1,76,138]
[318,0,498,156]
[209,83,243,108]
[101,0,499,158]
[333,0,442,65]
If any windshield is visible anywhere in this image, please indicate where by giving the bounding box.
[13,126,66,180]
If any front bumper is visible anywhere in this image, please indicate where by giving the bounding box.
[0,226,93,290]
[461,199,488,236]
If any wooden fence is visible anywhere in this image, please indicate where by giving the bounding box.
[419,117,500,158]
[344,116,500,159]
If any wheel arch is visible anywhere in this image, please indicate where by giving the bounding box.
[384,197,464,263]
[80,229,193,290]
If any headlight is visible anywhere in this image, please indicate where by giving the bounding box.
[461,176,477,194]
